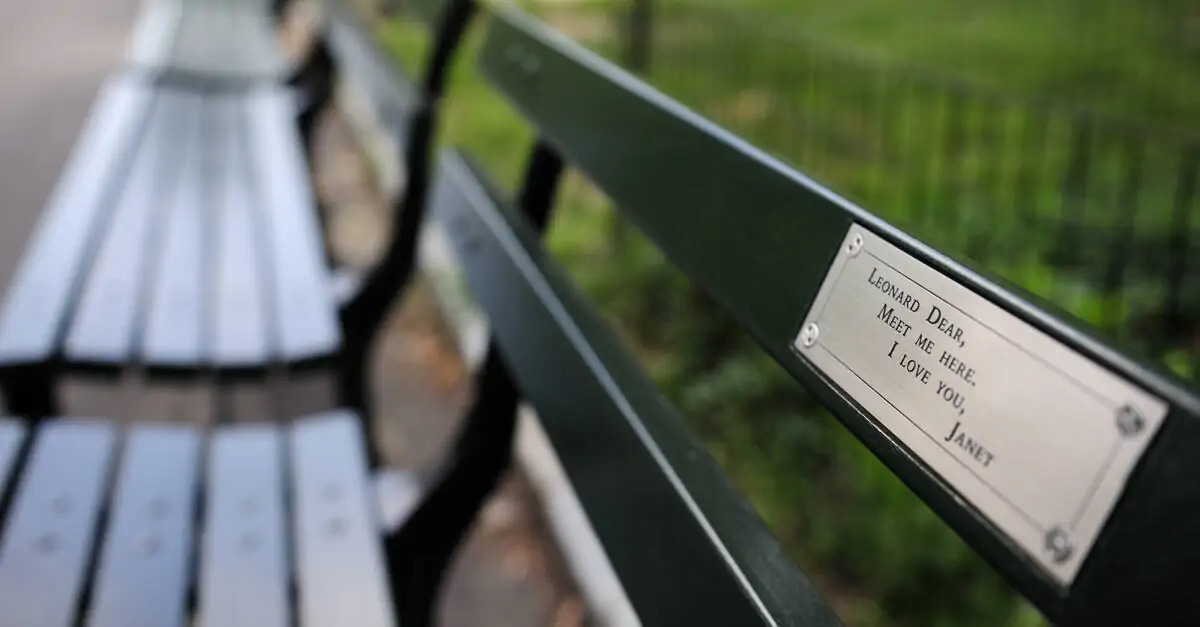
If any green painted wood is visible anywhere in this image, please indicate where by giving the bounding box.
[430,150,840,627]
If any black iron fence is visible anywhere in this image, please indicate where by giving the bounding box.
[534,0,1199,383]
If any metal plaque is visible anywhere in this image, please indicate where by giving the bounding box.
[794,224,1167,586]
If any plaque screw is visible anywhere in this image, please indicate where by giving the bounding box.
[1045,526,1074,564]
[1115,404,1145,437]
[846,233,864,257]
[799,323,819,348]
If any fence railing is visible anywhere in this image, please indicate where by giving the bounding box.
[534,0,1200,384]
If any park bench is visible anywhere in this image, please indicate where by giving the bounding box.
[0,0,354,419]
[0,0,1198,626]
[0,0,469,624]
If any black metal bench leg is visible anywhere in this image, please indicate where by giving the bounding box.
[271,0,290,25]
[1,365,59,418]
[385,344,518,627]
[287,29,340,268]
[289,32,336,168]
[337,339,384,469]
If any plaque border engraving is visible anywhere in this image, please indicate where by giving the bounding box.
[794,224,1167,586]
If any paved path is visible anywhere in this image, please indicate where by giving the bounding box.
[0,0,141,292]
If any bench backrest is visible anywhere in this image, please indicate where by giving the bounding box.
[324,0,1200,623]
[422,5,1200,625]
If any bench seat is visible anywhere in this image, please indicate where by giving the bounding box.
[127,0,284,84]
[0,76,339,374]
[0,411,394,627]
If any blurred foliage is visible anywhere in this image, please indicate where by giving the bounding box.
[376,1,1198,625]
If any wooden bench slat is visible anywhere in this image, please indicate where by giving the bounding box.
[141,94,210,367]
[0,421,118,627]
[290,411,395,627]
[227,10,282,78]
[0,79,152,365]
[213,95,271,367]
[247,89,340,362]
[168,6,215,77]
[86,425,201,627]
[197,425,288,627]
[204,9,242,76]
[161,5,281,80]
[125,2,180,68]
[64,91,194,365]
[0,419,27,499]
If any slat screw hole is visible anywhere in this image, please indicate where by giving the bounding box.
[240,531,260,552]
[148,498,170,519]
[141,535,161,557]
[35,534,58,554]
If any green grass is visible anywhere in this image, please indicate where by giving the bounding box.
[546,1,1200,369]
[646,0,1200,129]
[374,2,1198,625]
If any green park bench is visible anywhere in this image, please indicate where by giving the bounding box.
[0,0,1197,625]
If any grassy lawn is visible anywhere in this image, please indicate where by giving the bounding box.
[374,1,1197,625]
[545,0,1199,377]
[649,0,1200,128]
